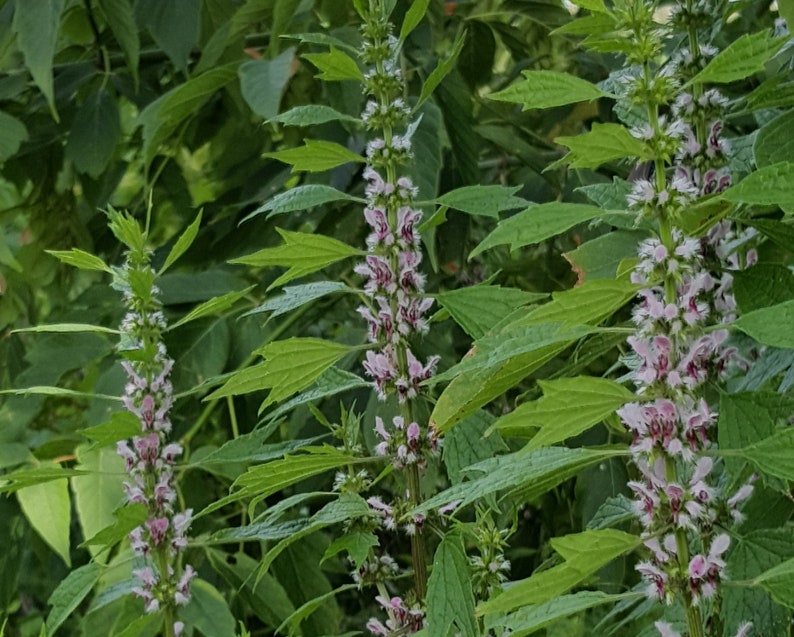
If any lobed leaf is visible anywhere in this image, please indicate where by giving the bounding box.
[489,70,607,110]
[691,31,788,85]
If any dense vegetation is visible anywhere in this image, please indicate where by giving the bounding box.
[2,1,794,636]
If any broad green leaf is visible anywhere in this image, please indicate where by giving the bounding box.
[200,447,359,516]
[0,466,88,494]
[417,30,465,109]
[431,280,636,432]
[414,447,624,514]
[205,338,354,406]
[754,109,794,168]
[755,556,794,609]
[443,411,508,485]
[478,530,640,615]
[276,583,353,637]
[430,323,596,385]
[586,494,635,530]
[494,377,634,446]
[555,123,648,169]
[270,105,360,127]
[0,111,28,161]
[45,563,102,636]
[270,0,302,56]
[114,614,163,637]
[577,177,633,210]
[470,203,613,259]
[230,229,363,289]
[47,249,112,273]
[192,433,323,469]
[489,71,607,110]
[303,48,362,81]
[0,386,119,401]
[207,549,295,630]
[70,445,126,561]
[432,185,528,218]
[497,591,638,637]
[12,0,65,119]
[242,185,360,222]
[322,532,378,567]
[722,161,794,210]
[733,299,794,348]
[691,31,788,85]
[138,65,238,167]
[66,88,121,178]
[746,218,794,253]
[161,210,203,274]
[733,264,794,313]
[169,286,255,330]
[737,428,794,481]
[266,140,365,172]
[12,324,119,335]
[98,0,139,80]
[17,477,71,566]
[427,532,477,637]
[400,0,430,41]
[245,282,353,318]
[563,230,647,283]
[745,75,794,111]
[436,284,547,340]
[239,49,295,120]
[80,502,147,550]
[181,579,236,637]
[552,13,615,37]
[134,0,200,71]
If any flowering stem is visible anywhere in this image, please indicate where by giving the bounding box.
[406,461,427,599]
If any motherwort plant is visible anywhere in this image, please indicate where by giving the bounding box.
[111,213,194,637]
[616,1,754,635]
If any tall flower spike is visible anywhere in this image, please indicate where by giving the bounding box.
[112,212,194,636]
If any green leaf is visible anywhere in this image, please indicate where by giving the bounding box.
[691,31,788,85]
[11,324,119,335]
[567,0,607,11]
[732,264,794,313]
[555,123,648,169]
[270,105,360,127]
[737,428,794,481]
[114,614,163,637]
[45,563,102,636]
[436,284,547,340]
[489,70,607,110]
[497,591,637,637]
[469,203,611,259]
[230,229,363,289]
[427,532,477,637]
[80,502,148,550]
[0,466,88,494]
[494,377,634,445]
[12,0,65,119]
[66,88,121,178]
[246,282,353,318]
[432,185,528,218]
[161,210,202,274]
[239,49,295,120]
[722,161,794,210]
[400,0,430,41]
[169,286,255,330]
[46,249,112,273]
[138,65,238,167]
[586,494,635,530]
[430,280,636,432]
[70,445,126,561]
[242,185,360,223]
[431,323,596,385]
[134,0,200,71]
[17,477,71,566]
[275,582,351,637]
[193,433,323,469]
[266,140,365,172]
[563,231,647,283]
[98,0,139,81]
[417,30,466,109]
[755,556,794,609]
[201,447,359,516]
[443,411,508,485]
[181,579,236,637]
[414,447,624,514]
[205,338,353,406]
[0,111,28,161]
[746,218,794,253]
[478,529,640,615]
[733,299,794,348]
[303,48,362,81]
[322,532,378,567]
[754,109,794,168]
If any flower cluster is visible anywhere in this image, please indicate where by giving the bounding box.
[115,259,194,634]
[373,415,439,471]
[355,8,438,410]
[365,595,425,637]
